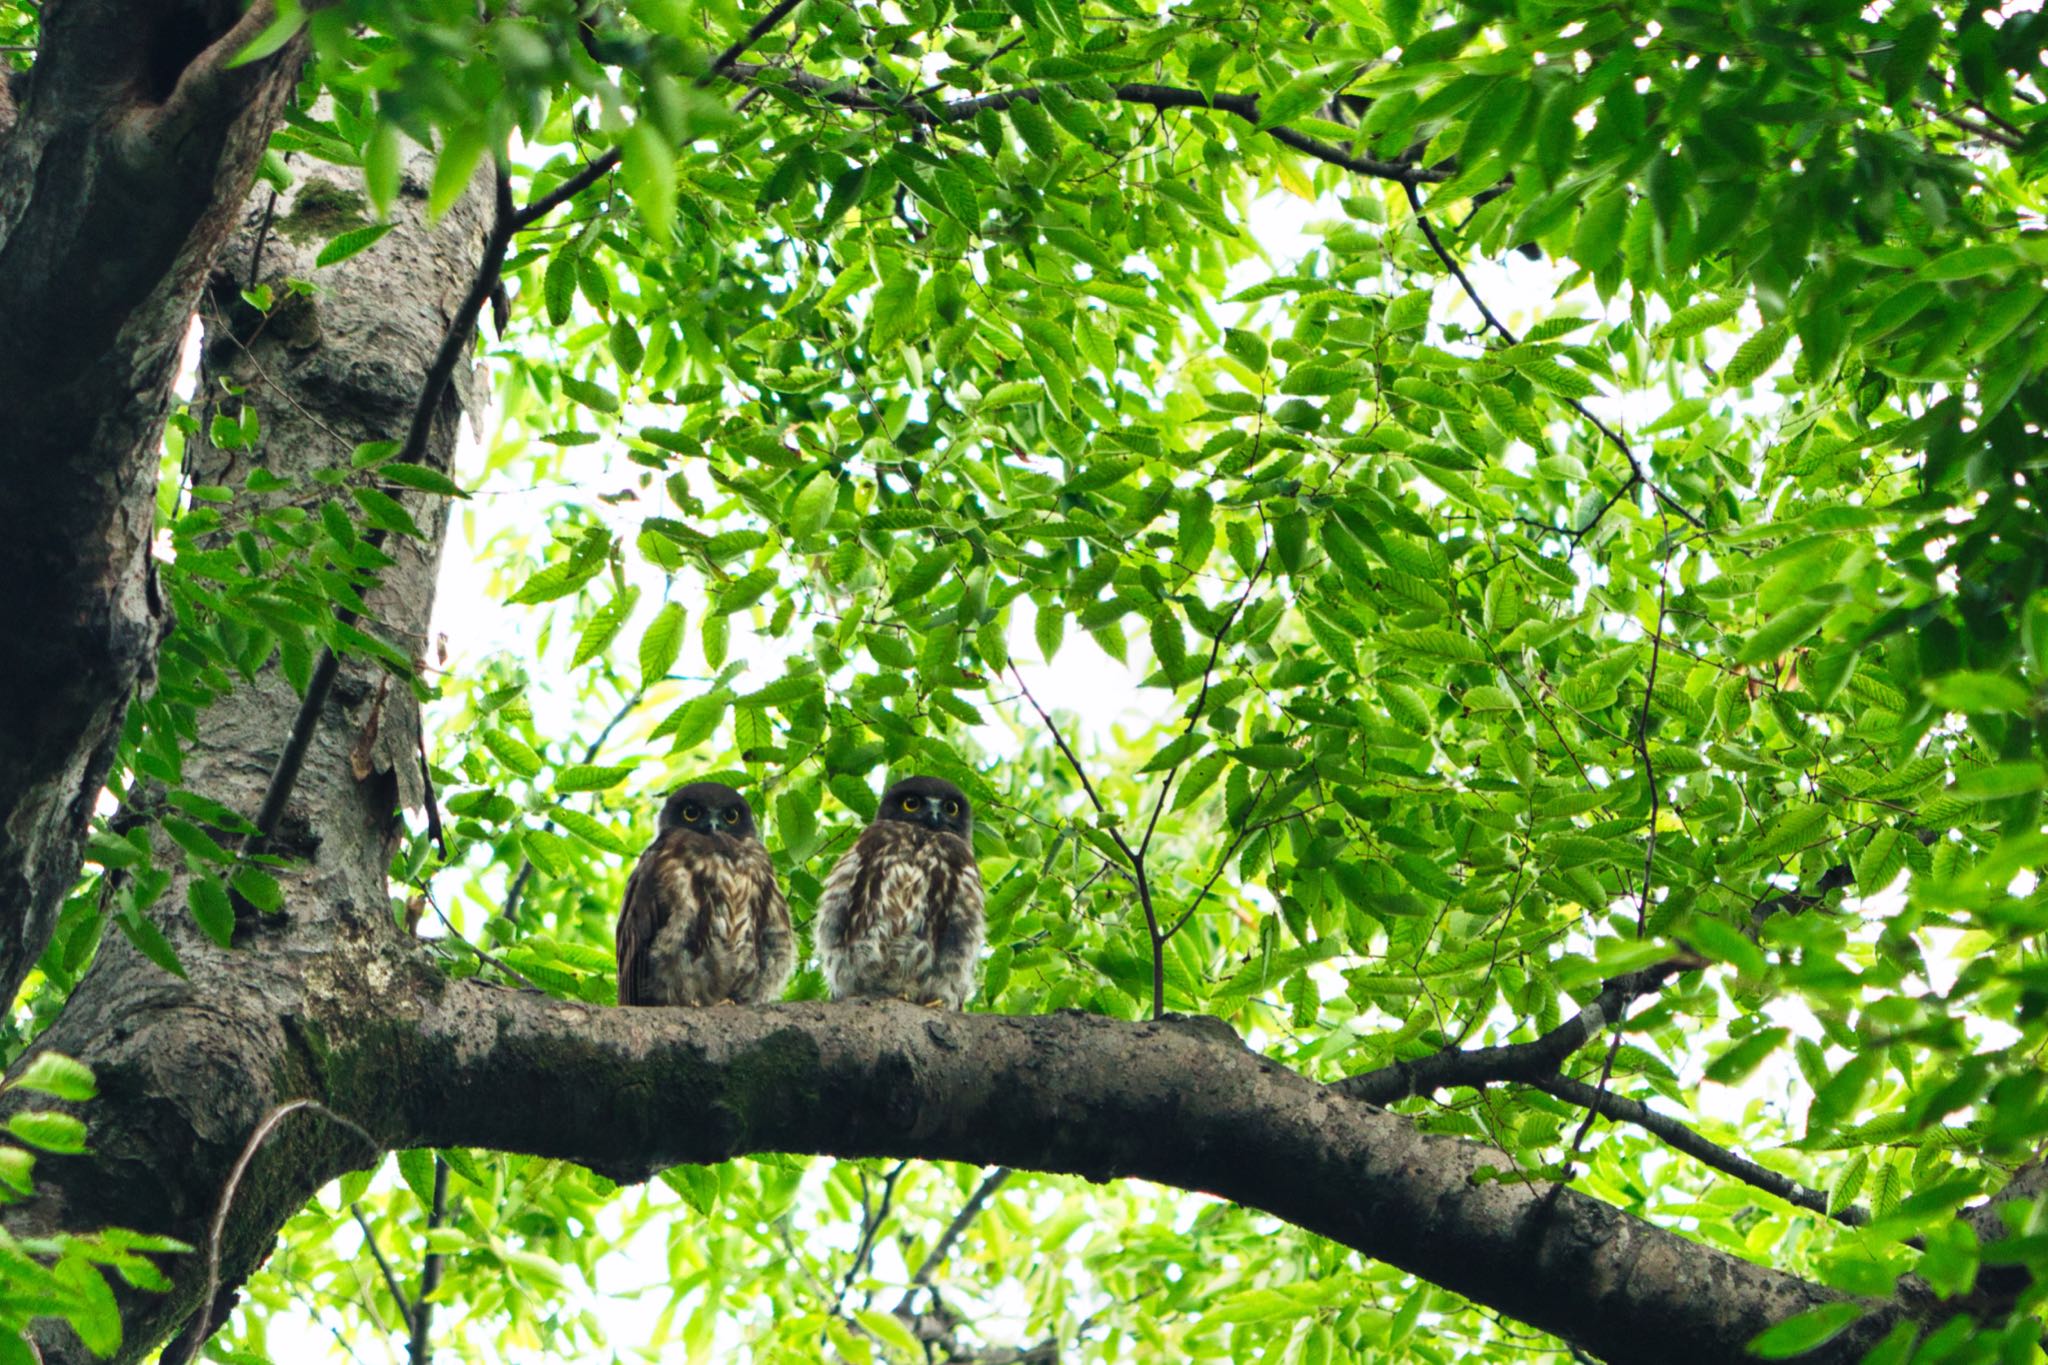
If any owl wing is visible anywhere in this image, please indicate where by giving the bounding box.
[617,839,684,1006]
[734,837,796,1000]
[925,834,985,1009]
[814,829,868,997]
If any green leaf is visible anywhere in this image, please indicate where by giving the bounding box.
[227,0,305,66]
[1655,296,1743,341]
[315,222,394,268]
[8,1053,96,1102]
[483,729,545,779]
[1704,1027,1787,1084]
[231,868,285,915]
[429,124,487,220]
[116,911,186,979]
[571,586,641,668]
[788,472,838,543]
[1722,321,1790,388]
[7,1110,87,1154]
[1748,1303,1866,1359]
[188,877,236,947]
[555,764,635,793]
[640,602,687,686]
[1953,761,2046,801]
[397,1147,437,1206]
[621,122,677,238]
[1734,602,1830,665]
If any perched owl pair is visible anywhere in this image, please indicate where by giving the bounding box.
[615,775,984,1010]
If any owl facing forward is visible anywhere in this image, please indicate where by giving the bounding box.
[616,782,795,1006]
[817,776,984,1009]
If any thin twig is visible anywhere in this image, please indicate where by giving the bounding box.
[409,1157,451,1365]
[1008,665,1170,1016]
[1400,181,1704,534]
[348,1203,416,1331]
[909,1168,1011,1289]
[1333,958,1700,1104]
[833,1160,909,1313]
[172,1100,381,1364]
[720,63,1447,187]
[705,0,808,81]
[429,896,547,992]
[1529,1074,1864,1227]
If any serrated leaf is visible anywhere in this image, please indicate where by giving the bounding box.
[1748,1303,1865,1359]
[1722,321,1790,387]
[188,877,235,948]
[640,602,686,686]
[8,1053,95,1102]
[483,728,545,779]
[1654,296,1743,341]
[555,764,634,793]
[315,222,394,268]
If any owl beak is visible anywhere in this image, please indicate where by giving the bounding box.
[918,798,947,829]
[703,811,729,833]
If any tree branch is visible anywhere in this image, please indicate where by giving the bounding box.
[374,989,1908,1365]
[1332,959,1699,1105]
[721,63,1447,187]
[0,0,305,1003]
[1399,182,1703,534]
[1527,1075,1859,1229]
[408,1158,450,1365]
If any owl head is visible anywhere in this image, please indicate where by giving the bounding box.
[878,775,972,840]
[657,781,758,840]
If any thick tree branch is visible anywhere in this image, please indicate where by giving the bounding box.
[358,990,1907,1365]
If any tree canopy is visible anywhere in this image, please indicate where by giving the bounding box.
[2,0,2047,1361]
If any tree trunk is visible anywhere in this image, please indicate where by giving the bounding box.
[0,0,304,1005]
[5,136,492,1364]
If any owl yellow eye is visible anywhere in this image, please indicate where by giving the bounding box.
[724,807,741,824]
[944,799,961,816]
[681,804,702,821]
[901,796,920,813]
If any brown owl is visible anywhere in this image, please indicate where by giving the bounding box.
[616,782,794,1006]
[816,775,984,1009]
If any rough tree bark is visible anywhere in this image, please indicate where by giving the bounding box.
[0,0,304,1007]
[2,129,492,1364]
[0,35,2008,1365]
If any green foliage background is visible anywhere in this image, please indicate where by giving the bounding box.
[9,0,2048,1358]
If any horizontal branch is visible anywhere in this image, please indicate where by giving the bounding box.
[368,989,1903,1365]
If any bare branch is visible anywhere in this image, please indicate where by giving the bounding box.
[1528,1075,1860,1229]
[1333,959,1699,1104]
[408,1158,451,1365]
[170,1100,379,1365]
[347,1204,416,1332]
[909,1167,1012,1290]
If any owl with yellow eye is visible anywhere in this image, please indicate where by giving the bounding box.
[815,775,984,1009]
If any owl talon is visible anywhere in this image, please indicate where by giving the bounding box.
[920,997,946,1009]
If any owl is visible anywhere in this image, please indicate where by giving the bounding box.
[616,781,795,1006]
[816,775,985,1009]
